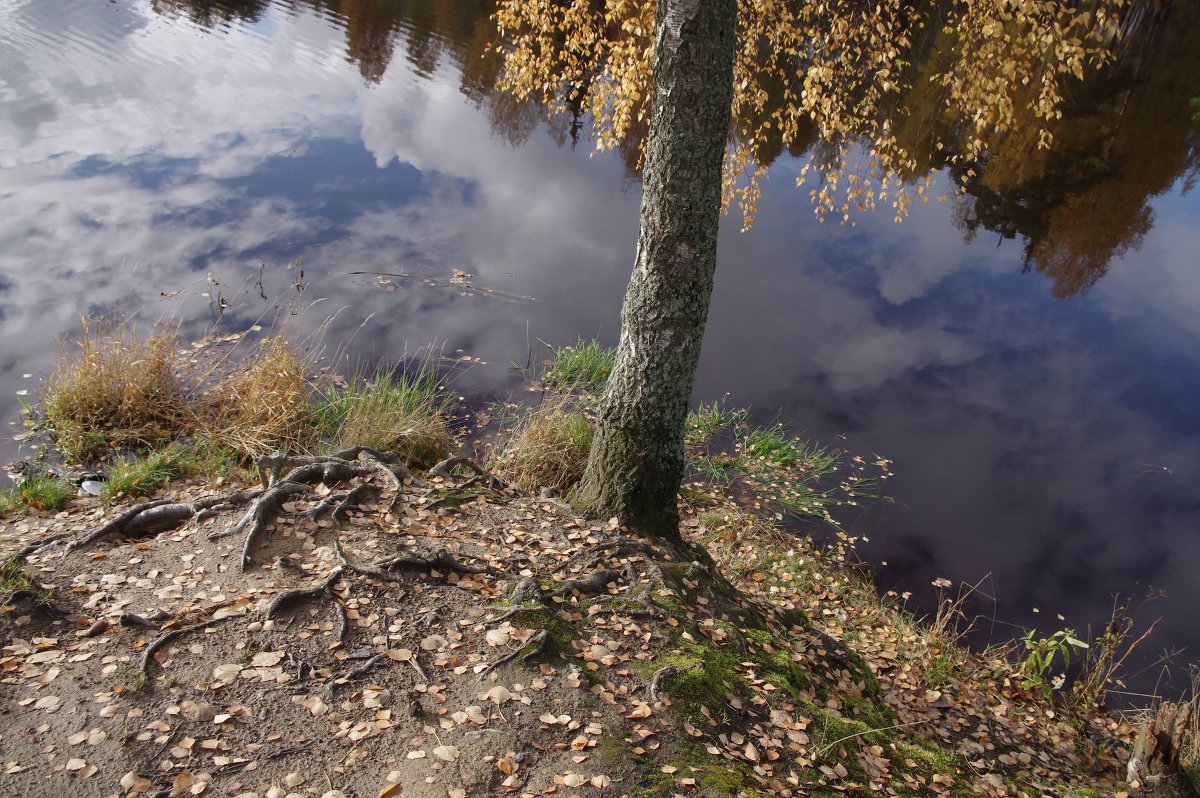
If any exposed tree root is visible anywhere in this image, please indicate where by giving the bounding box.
[219,449,432,568]
[208,482,310,568]
[428,455,504,490]
[70,490,264,553]
[266,567,344,616]
[371,549,495,576]
[304,482,378,522]
[564,538,671,586]
[331,653,387,693]
[119,609,172,629]
[480,629,550,675]
[140,612,247,677]
[585,592,666,619]
[266,567,349,641]
[556,568,621,598]
[258,447,426,489]
[14,532,74,558]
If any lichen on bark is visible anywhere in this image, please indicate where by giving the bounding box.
[571,0,738,539]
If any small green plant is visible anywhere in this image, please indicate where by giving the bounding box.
[102,443,196,504]
[0,487,21,515]
[924,654,953,689]
[543,338,615,393]
[191,435,255,482]
[1192,96,1200,122]
[3,474,77,512]
[1071,595,1159,709]
[684,399,748,448]
[316,366,452,469]
[112,662,149,692]
[1019,628,1088,700]
[0,557,55,609]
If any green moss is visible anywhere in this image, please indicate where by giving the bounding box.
[798,697,886,757]
[492,606,575,662]
[596,732,627,768]
[693,761,766,795]
[647,640,741,723]
[892,740,959,776]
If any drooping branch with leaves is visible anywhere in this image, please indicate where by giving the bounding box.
[496,0,1128,226]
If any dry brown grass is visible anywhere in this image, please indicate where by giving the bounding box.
[489,398,593,493]
[42,320,191,461]
[205,337,318,458]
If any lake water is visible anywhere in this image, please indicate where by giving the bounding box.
[2,0,1198,697]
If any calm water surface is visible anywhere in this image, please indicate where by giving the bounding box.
[1,0,1198,694]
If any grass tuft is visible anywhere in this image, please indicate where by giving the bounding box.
[42,319,189,461]
[207,337,316,458]
[0,474,76,512]
[490,398,593,493]
[317,368,452,469]
[543,338,615,394]
[685,399,748,448]
[0,486,21,515]
[0,557,55,609]
[102,443,197,504]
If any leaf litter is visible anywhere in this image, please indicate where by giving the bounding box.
[0,451,1142,797]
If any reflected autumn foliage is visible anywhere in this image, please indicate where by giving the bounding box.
[950,2,1200,297]
[157,0,1199,298]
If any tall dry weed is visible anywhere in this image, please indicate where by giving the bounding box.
[207,337,316,457]
[490,397,593,493]
[42,320,190,461]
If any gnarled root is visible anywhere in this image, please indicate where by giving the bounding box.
[71,490,264,553]
[266,567,349,641]
[427,455,503,490]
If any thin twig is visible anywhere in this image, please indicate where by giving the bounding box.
[815,719,932,758]
[331,653,387,692]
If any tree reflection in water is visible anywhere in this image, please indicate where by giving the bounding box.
[158,0,1200,298]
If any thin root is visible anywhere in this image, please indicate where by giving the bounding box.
[480,630,550,675]
[140,612,246,676]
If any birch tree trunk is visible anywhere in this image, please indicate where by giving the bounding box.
[571,0,738,539]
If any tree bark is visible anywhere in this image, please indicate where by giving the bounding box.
[571,0,738,538]
[1126,702,1200,798]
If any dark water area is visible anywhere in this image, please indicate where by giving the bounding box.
[2,0,1199,697]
